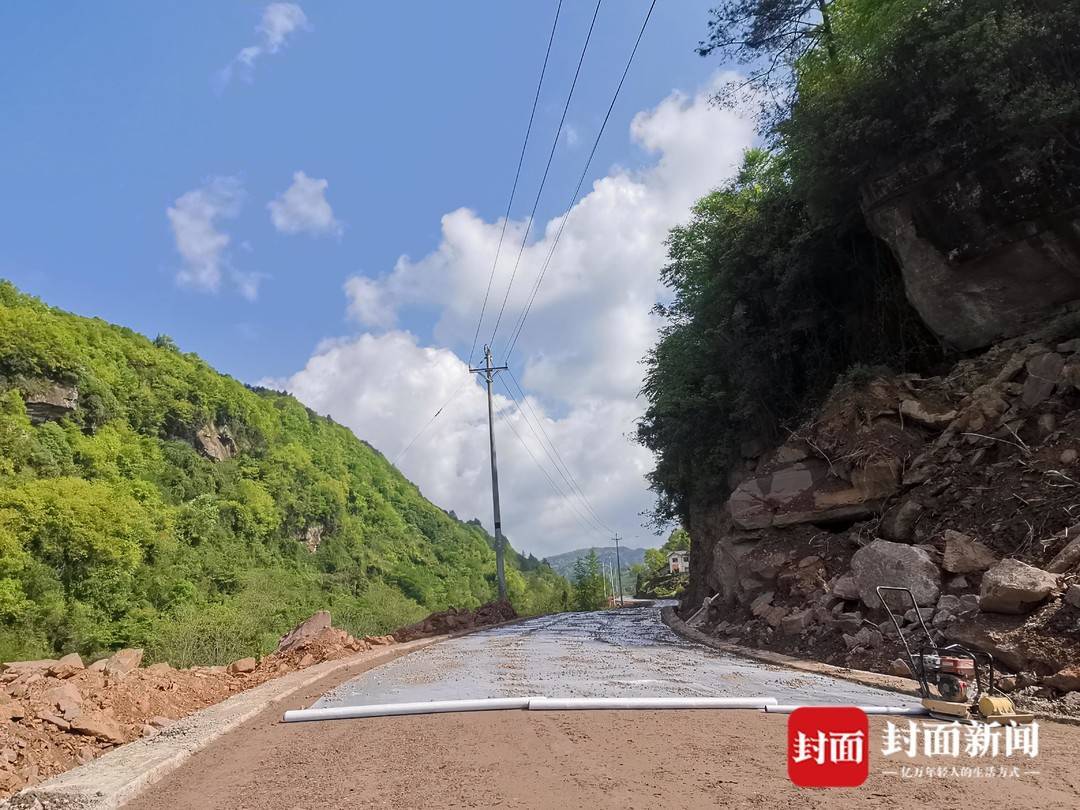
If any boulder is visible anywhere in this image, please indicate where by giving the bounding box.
[70,714,127,744]
[1,659,56,675]
[728,460,892,531]
[830,612,864,634]
[880,500,923,542]
[1021,352,1065,409]
[831,574,861,601]
[942,530,997,573]
[1046,528,1080,573]
[888,658,913,677]
[850,540,941,609]
[146,662,172,675]
[104,648,143,676]
[43,682,82,722]
[1046,666,1080,693]
[277,611,332,652]
[843,627,883,651]
[780,609,814,636]
[945,624,1028,673]
[23,383,78,424]
[903,607,934,625]
[0,701,26,722]
[899,399,957,430]
[226,657,257,676]
[1065,584,1080,609]
[979,559,1058,614]
[861,152,1080,351]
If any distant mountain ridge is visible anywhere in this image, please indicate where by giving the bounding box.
[543,546,649,579]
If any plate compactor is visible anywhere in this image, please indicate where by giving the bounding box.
[876,586,1033,724]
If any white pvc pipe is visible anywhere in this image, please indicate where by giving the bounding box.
[765,704,927,716]
[282,697,533,723]
[528,697,777,711]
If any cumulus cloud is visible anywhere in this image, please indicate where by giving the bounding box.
[272,73,755,556]
[167,176,245,294]
[220,3,309,86]
[268,171,342,237]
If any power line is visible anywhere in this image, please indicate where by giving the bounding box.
[487,0,604,350]
[503,368,614,534]
[392,373,471,467]
[496,374,611,537]
[467,0,565,367]
[494,390,610,542]
[504,0,658,362]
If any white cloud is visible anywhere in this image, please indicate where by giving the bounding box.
[344,276,396,329]
[220,3,309,86]
[272,73,756,557]
[268,171,343,237]
[167,176,244,294]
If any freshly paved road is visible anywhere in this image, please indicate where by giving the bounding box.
[127,607,1080,809]
[317,604,914,708]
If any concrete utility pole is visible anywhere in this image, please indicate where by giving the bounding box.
[613,534,625,606]
[470,346,509,600]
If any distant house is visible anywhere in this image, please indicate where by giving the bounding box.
[668,550,689,574]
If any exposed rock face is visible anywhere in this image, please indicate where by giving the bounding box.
[23,383,78,424]
[299,524,324,553]
[850,540,941,609]
[194,423,237,461]
[728,459,895,531]
[862,153,1080,351]
[979,559,1058,614]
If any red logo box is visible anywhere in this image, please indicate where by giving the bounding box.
[787,707,869,788]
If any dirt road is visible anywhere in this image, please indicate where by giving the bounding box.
[128,607,1080,808]
[128,706,1080,809]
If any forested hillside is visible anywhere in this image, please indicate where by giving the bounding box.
[638,0,1079,526]
[0,282,569,664]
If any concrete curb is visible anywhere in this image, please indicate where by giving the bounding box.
[662,607,1080,726]
[1,636,450,810]
[661,606,922,699]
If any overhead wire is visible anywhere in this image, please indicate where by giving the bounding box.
[494,382,611,542]
[392,373,471,467]
[486,0,605,350]
[503,368,614,534]
[467,0,565,367]
[504,0,658,362]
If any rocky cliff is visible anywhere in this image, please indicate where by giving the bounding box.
[684,307,1080,715]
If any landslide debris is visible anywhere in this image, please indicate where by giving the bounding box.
[0,601,511,799]
[687,311,1080,718]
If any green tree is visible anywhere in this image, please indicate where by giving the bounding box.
[571,550,606,611]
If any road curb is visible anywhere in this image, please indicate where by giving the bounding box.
[1,634,454,810]
[662,607,1080,726]
[661,606,922,699]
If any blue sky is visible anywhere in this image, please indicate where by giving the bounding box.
[3,0,719,382]
[1,2,755,556]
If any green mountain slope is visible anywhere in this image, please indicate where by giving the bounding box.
[0,282,570,664]
[543,546,647,584]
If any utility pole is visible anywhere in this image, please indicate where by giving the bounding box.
[470,346,509,600]
[613,533,625,607]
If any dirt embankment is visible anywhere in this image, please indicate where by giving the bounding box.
[686,311,1080,717]
[0,601,514,798]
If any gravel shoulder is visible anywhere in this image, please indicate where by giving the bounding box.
[127,708,1080,809]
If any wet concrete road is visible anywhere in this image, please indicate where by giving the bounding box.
[317,605,918,709]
